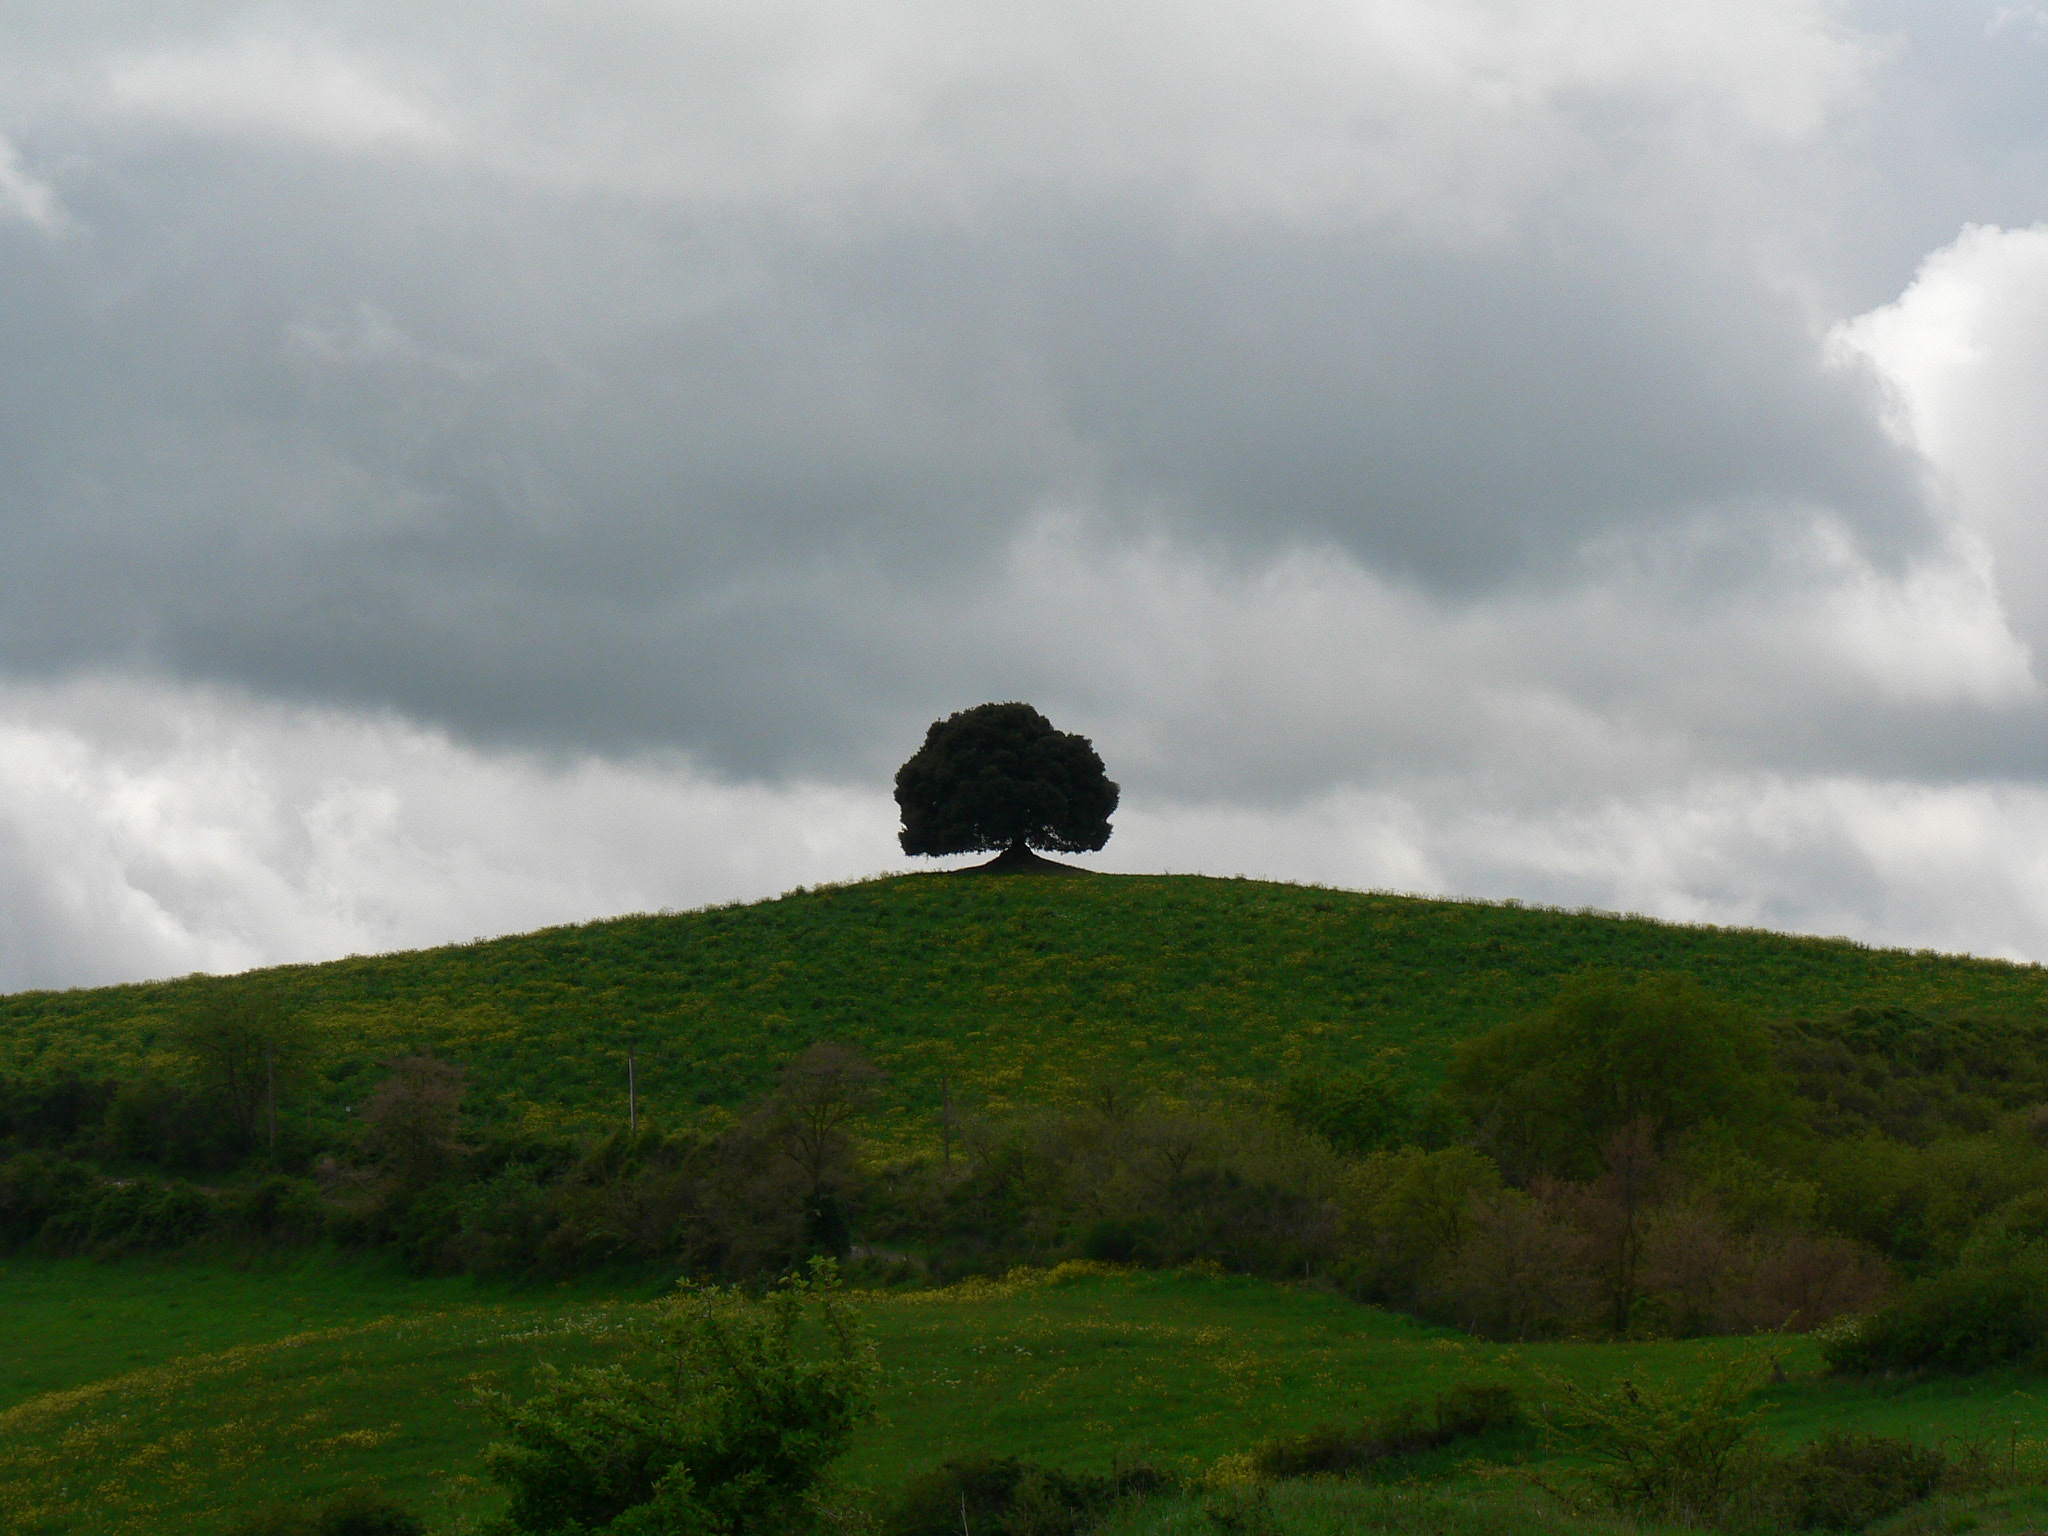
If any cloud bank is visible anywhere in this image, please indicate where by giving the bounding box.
[2,1,2048,987]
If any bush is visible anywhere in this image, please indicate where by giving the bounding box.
[1824,1260,2048,1375]
[1246,1384,1516,1480]
[0,1151,94,1250]
[225,1486,426,1535]
[1535,1363,1766,1522]
[1772,1433,1947,1531]
[225,1175,327,1244]
[883,1456,1167,1536]
[480,1259,876,1535]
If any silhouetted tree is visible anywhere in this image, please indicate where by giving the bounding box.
[895,702,1118,862]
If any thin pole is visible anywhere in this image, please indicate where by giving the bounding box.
[266,1041,277,1155]
[628,1044,637,1134]
[941,1074,954,1169]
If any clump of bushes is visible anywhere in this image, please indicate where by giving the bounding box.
[1248,1383,1517,1481]
[1824,1258,2048,1376]
[224,1486,424,1536]
[1539,1364,1966,1532]
[882,1457,1167,1536]
[1773,1433,1949,1532]
[478,1263,877,1535]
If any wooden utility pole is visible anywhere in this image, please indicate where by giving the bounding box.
[941,1074,954,1169]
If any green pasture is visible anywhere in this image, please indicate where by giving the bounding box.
[1096,1480,2048,1536]
[7,1260,2048,1535]
[5,875,2047,1143]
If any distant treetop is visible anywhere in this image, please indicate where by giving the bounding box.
[894,702,1119,860]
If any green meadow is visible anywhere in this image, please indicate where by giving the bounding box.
[4,1261,2048,1536]
[4,874,2045,1143]
[7,1261,2048,1535]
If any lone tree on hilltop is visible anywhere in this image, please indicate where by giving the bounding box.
[895,701,1118,870]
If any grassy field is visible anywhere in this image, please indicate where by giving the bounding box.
[7,1259,2048,1535]
[5,874,2047,1144]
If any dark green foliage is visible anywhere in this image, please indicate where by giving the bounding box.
[0,1152,208,1255]
[1825,1258,2048,1375]
[480,1262,876,1534]
[1773,1433,1948,1531]
[176,983,308,1155]
[895,702,1118,857]
[1446,973,1783,1178]
[225,1487,426,1536]
[1274,1055,1418,1155]
[0,1151,329,1256]
[102,1075,237,1170]
[1778,1006,2048,1144]
[0,1151,94,1248]
[1081,1216,1161,1265]
[882,1456,1167,1536]
[905,1101,1343,1282]
[1247,1384,1516,1480]
[0,1070,115,1153]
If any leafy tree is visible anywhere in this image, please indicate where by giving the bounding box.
[762,1043,883,1256]
[894,702,1118,860]
[175,984,310,1156]
[480,1260,876,1535]
[1445,974,1782,1180]
[1276,1052,1416,1154]
[360,1055,468,1188]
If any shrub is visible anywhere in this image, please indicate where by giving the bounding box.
[225,1486,426,1535]
[0,1151,94,1250]
[480,1259,876,1535]
[1772,1433,1947,1531]
[1824,1260,2048,1375]
[1535,1362,1766,1522]
[1246,1384,1516,1480]
[882,1456,1166,1536]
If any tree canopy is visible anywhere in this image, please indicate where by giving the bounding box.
[1444,973,1786,1179]
[894,702,1118,858]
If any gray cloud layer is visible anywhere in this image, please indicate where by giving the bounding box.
[3,1,2048,984]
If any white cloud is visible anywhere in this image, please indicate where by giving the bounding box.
[1833,224,2048,666]
[0,677,902,992]
[105,32,451,149]
[1108,776,2048,962]
[0,136,70,234]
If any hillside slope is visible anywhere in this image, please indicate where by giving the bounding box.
[3,874,2044,1140]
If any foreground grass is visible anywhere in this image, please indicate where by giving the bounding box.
[8,1260,2048,1534]
[7,874,2047,1141]
[1099,1481,2048,1536]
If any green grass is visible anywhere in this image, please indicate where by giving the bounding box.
[7,1259,2048,1535]
[0,1255,687,1414]
[1099,1481,2048,1536]
[6,875,2048,1143]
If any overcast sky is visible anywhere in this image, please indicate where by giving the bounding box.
[3,0,2048,989]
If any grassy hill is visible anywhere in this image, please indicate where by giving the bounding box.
[4,873,2046,1143]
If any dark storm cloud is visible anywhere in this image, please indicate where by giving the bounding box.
[0,49,1950,782]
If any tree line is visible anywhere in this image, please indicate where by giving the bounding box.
[6,973,2048,1365]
